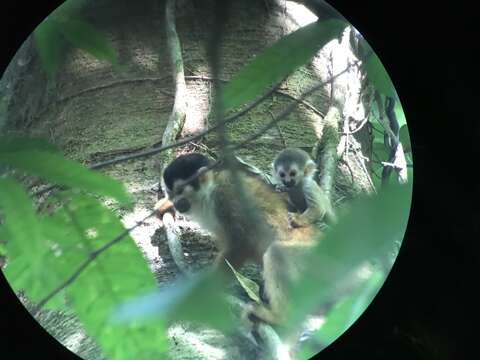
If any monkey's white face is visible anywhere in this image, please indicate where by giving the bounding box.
[274,164,302,188]
[167,176,218,233]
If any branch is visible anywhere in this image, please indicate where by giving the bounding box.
[32,211,156,315]
[313,105,340,201]
[158,0,192,273]
[231,61,359,151]
[161,0,188,166]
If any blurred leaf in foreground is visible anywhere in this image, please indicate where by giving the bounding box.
[223,19,346,111]
[288,184,411,333]
[0,145,130,205]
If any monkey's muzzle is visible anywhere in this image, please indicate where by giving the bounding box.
[283,179,295,188]
[173,198,191,213]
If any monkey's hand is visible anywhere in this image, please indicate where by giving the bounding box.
[274,183,288,193]
[288,212,311,228]
[154,197,175,220]
[244,302,283,326]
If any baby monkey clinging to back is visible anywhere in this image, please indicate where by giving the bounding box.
[273,147,336,227]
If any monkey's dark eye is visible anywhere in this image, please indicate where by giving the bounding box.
[279,171,285,178]
[290,170,296,177]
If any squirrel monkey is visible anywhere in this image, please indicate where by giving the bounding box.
[155,153,318,328]
[273,147,336,228]
[157,153,294,268]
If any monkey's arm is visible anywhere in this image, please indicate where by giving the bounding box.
[154,197,175,219]
[290,182,336,228]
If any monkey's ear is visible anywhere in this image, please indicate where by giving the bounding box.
[198,166,213,185]
[304,161,317,176]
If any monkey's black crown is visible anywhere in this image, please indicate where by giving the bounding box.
[163,153,211,191]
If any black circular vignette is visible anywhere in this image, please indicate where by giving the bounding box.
[1,1,477,359]
[1,3,79,360]
[317,1,477,359]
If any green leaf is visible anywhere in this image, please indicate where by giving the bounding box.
[222,19,346,111]
[288,184,411,329]
[57,194,168,359]
[372,139,388,162]
[55,18,117,65]
[113,271,233,332]
[225,259,261,303]
[0,150,130,204]
[399,125,411,153]
[394,101,407,127]
[34,18,66,77]
[362,39,396,97]
[315,270,385,346]
[0,136,60,153]
[0,178,64,308]
[0,179,43,255]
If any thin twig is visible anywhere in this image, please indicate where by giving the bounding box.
[32,211,156,315]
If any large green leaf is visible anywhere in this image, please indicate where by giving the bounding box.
[288,184,411,329]
[113,271,233,332]
[0,178,65,308]
[34,18,66,77]
[222,19,346,111]
[56,17,117,64]
[314,269,385,346]
[372,139,389,162]
[0,136,60,153]
[0,150,129,204]
[394,101,407,127]
[364,47,396,97]
[57,194,168,359]
[0,179,43,256]
[399,125,411,153]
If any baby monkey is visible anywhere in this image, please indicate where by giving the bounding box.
[273,147,336,228]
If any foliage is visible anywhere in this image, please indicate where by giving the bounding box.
[369,97,412,188]
[288,183,411,349]
[113,270,234,332]
[360,37,396,98]
[33,0,117,77]
[0,136,168,358]
[0,136,130,205]
[222,18,347,112]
